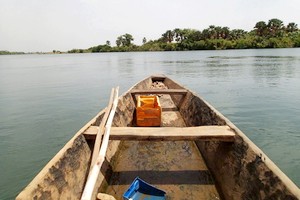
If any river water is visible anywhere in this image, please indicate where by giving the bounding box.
[0,49,300,199]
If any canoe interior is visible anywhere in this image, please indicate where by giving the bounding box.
[104,91,221,199]
[16,75,300,200]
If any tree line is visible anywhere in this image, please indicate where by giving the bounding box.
[0,51,25,55]
[68,18,300,53]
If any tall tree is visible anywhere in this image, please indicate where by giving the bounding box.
[116,36,122,47]
[208,25,217,39]
[142,37,147,44]
[221,27,230,39]
[173,28,186,42]
[123,33,134,46]
[115,34,134,47]
[254,21,268,36]
[162,30,174,43]
[229,29,247,40]
[201,28,210,40]
[173,28,196,42]
[215,26,222,39]
[268,18,284,37]
[188,30,202,41]
[286,22,298,32]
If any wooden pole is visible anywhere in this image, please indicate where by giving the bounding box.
[90,88,115,169]
[81,87,119,200]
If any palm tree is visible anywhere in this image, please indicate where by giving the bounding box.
[173,28,196,42]
[268,18,284,36]
[286,22,298,32]
[215,26,222,39]
[208,25,217,39]
[173,28,182,42]
[229,29,247,40]
[188,30,202,41]
[201,28,210,40]
[254,21,267,36]
[221,27,230,39]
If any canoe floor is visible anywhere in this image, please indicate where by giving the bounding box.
[104,94,221,200]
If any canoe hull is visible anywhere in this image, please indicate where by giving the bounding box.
[16,75,300,200]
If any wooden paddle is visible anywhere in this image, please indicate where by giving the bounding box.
[81,87,119,200]
[90,88,115,170]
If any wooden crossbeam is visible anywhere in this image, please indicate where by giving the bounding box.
[130,89,188,109]
[130,89,187,95]
[83,126,99,140]
[83,126,235,142]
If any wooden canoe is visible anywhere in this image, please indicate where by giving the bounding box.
[16,75,300,200]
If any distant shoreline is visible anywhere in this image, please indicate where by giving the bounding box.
[0,51,26,55]
[2,46,300,56]
[2,18,300,54]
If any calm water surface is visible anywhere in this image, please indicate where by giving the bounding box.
[0,49,300,199]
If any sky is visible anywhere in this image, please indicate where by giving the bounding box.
[0,0,300,52]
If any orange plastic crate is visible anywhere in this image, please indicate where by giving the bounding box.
[136,96,161,127]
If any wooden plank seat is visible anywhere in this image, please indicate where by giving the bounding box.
[83,126,235,142]
[130,89,188,110]
[130,89,188,95]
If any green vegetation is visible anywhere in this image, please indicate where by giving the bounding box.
[65,18,295,53]
[0,51,25,55]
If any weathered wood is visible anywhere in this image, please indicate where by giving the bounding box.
[81,87,119,200]
[130,89,188,109]
[177,92,187,109]
[162,107,178,111]
[84,126,235,142]
[97,193,116,200]
[130,89,187,95]
[90,88,115,169]
[151,75,166,82]
[83,126,99,140]
[110,126,235,142]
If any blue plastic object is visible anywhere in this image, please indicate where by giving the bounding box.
[123,177,166,200]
